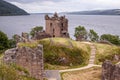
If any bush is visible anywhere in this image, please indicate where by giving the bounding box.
[0,30,9,50]
[89,29,99,42]
[74,26,88,41]
[8,39,16,48]
[100,34,120,45]
[30,26,43,37]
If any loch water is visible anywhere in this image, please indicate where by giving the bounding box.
[0,14,120,39]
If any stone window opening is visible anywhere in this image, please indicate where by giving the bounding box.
[61,23,64,31]
[11,55,15,59]
[53,28,55,34]
[53,28,55,37]
[53,35,55,37]
[50,23,52,26]
[61,29,63,31]
[63,33,66,35]
[61,23,64,27]
[26,59,28,62]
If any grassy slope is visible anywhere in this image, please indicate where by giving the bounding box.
[61,67,101,80]
[19,38,91,70]
[19,38,120,69]
[39,38,91,69]
[94,43,120,64]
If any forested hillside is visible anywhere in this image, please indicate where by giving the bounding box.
[0,0,29,16]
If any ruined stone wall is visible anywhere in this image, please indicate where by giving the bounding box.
[102,60,120,80]
[32,31,51,40]
[3,45,44,80]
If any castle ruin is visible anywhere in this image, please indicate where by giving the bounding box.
[45,13,69,38]
[3,45,44,80]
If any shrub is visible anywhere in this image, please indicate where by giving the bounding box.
[100,34,120,45]
[30,26,43,37]
[89,29,99,42]
[74,26,88,41]
[0,30,9,50]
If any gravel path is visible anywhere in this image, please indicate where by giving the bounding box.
[89,44,96,64]
[45,70,61,80]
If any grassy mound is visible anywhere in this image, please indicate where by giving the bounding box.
[94,43,120,64]
[61,67,101,80]
[38,38,90,69]
[19,38,91,69]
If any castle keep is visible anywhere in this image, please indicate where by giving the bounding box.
[45,13,69,38]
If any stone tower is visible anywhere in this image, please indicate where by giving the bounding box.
[45,13,69,38]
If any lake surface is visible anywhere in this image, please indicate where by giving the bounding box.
[0,14,120,39]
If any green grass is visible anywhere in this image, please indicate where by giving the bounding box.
[0,53,3,64]
[39,39,89,69]
[0,63,37,80]
[18,41,38,48]
[94,43,120,65]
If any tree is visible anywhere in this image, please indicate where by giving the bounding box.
[30,26,43,37]
[89,29,99,42]
[100,34,120,45]
[74,26,88,41]
[8,39,16,48]
[0,30,9,50]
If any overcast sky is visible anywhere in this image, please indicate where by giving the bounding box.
[5,0,120,13]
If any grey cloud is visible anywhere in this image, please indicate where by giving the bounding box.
[5,0,63,3]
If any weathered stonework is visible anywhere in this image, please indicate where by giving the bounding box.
[14,32,29,43]
[3,45,44,80]
[32,31,51,40]
[102,60,120,80]
[45,13,69,38]
[21,32,29,42]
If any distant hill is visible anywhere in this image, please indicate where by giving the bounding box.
[30,13,53,15]
[66,9,120,15]
[0,0,29,16]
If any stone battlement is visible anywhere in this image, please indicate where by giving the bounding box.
[45,13,68,21]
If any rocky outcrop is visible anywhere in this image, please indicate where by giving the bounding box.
[102,60,120,80]
[3,44,44,80]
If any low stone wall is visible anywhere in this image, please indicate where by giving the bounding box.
[3,44,44,80]
[102,60,120,80]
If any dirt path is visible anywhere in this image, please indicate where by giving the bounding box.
[60,43,100,73]
[89,44,96,65]
[45,42,101,80]
[45,70,61,80]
